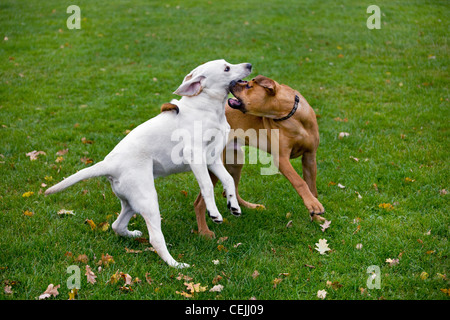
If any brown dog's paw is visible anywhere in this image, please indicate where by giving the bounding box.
[304,197,325,221]
[198,229,215,239]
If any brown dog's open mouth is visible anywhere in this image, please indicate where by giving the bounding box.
[228,97,243,109]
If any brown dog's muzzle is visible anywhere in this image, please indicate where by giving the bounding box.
[228,81,247,112]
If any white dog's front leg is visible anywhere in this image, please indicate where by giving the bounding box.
[208,162,241,216]
[188,159,223,224]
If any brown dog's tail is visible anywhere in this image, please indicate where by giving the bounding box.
[45,161,108,195]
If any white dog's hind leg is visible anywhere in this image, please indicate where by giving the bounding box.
[208,162,241,216]
[126,172,189,269]
[112,199,142,238]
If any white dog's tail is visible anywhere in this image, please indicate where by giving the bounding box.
[45,161,108,195]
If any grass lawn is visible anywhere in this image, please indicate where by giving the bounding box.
[0,0,448,300]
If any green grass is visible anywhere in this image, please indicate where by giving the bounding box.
[0,0,448,300]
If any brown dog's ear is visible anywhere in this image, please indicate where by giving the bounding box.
[253,75,276,95]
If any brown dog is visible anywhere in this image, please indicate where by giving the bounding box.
[193,75,325,238]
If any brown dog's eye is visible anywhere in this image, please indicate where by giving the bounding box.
[224,66,230,72]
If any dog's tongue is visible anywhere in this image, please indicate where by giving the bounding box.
[228,98,242,108]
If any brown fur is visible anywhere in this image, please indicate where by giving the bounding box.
[194,75,325,239]
[160,103,179,114]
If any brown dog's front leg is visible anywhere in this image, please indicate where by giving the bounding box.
[278,156,325,221]
[193,172,218,239]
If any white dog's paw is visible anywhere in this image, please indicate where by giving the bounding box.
[175,262,190,269]
[227,199,241,217]
[129,230,143,238]
[207,210,223,224]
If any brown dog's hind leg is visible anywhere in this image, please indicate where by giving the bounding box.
[194,172,218,239]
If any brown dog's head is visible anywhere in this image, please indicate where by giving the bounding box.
[228,75,287,117]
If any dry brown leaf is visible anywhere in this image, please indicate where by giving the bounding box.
[56,149,69,156]
[209,284,224,292]
[39,284,60,300]
[26,150,46,161]
[85,265,97,284]
[273,278,282,288]
[145,273,153,285]
[23,210,34,217]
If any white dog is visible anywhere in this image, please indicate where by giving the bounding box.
[45,59,252,268]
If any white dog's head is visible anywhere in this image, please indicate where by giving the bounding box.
[173,59,252,98]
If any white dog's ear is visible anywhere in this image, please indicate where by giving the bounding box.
[173,74,206,96]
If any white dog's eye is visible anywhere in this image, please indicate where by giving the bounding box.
[224,66,230,72]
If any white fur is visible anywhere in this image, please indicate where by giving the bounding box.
[45,59,252,268]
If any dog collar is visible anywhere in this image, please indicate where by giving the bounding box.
[273,95,299,122]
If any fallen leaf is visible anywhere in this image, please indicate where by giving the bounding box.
[273,278,282,288]
[56,149,69,156]
[212,275,223,284]
[379,203,394,211]
[98,253,114,267]
[80,157,93,164]
[338,132,350,139]
[326,281,343,290]
[4,285,13,294]
[317,289,327,299]
[420,272,429,280]
[68,288,78,300]
[125,247,142,254]
[252,270,260,279]
[440,289,450,296]
[176,290,193,298]
[22,191,34,198]
[315,239,331,255]
[81,137,94,144]
[55,156,64,163]
[57,209,74,215]
[185,282,207,294]
[97,221,109,232]
[85,265,97,284]
[386,258,399,266]
[176,273,193,282]
[286,220,293,228]
[39,284,60,300]
[85,219,96,230]
[320,220,331,232]
[23,210,34,217]
[145,273,153,285]
[217,245,228,252]
[209,284,224,292]
[233,243,242,248]
[76,254,89,264]
[26,150,46,161]
[217,236,228,244]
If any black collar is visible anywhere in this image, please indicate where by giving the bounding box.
[273,95,299,122]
